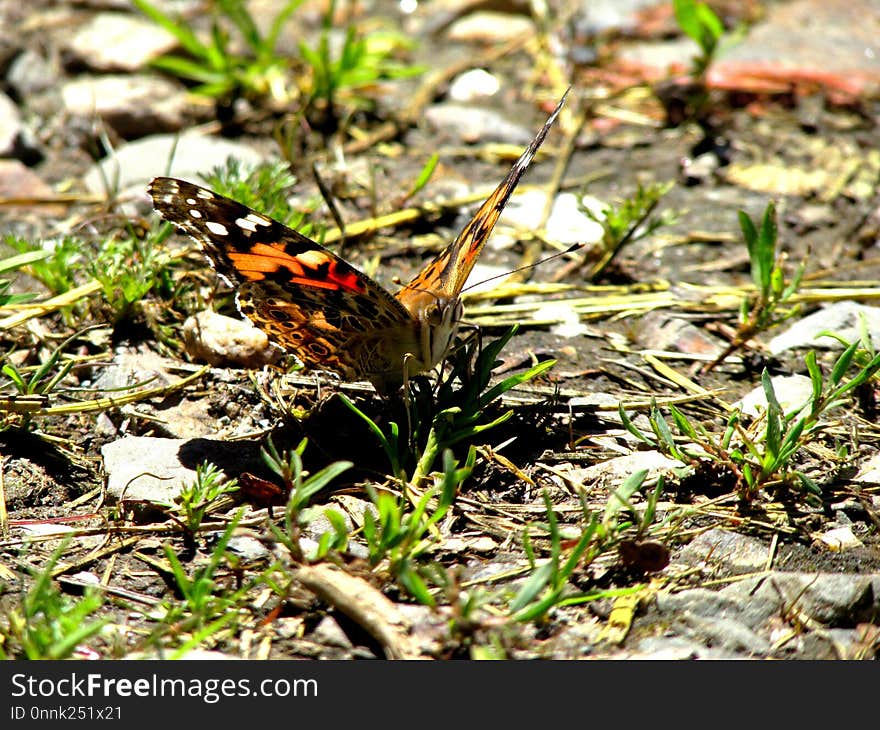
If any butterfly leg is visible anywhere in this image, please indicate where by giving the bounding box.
[401,351,415,446]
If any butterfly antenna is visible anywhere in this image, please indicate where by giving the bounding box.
[461,242,584,293]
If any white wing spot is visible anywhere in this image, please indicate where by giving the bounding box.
[185,197,197,205]
[246,213,272,227]
[197,190,213,199]
[205,221,229,236]
[190,209,202,219]
[235,217,258,232]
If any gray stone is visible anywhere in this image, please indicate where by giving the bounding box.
[681,612,771,655]
[677,528,770,574]
[101,435,264,518]
[102,436,201,509]
[86,348,177,393]
[424,104,535,145]
[0,91,41,164]
[62,74,191,138]
[568,450,685,486]
[573,0,659,35]
[310,616,354,649]
[767,302,880,355]
[854,452,880,483]
[735,374,813,418]
[445,12,535,43]
[635,311,725,356]
[64,12,179,72]
[183,310,282,369]
[84,132,267,201]
[743,573,880,625]
[448,69,501,102]
[721,0,880,75]
[631,635,740,659]
[502,190,605,246]
[227,536,271,563]
[7,49,60,97]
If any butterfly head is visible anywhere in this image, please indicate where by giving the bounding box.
[403,289,463,372]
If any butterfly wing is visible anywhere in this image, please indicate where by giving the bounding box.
[396,90,568,312]
[148,177,416,384]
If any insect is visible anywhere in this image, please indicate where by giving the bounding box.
[148,91,567,393]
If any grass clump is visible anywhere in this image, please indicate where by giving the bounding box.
[622,341,880,503]
[0,541,108,660]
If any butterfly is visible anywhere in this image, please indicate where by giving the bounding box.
[148,91,567,393]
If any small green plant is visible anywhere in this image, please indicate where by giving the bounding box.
[0,541,108,659]
[342,325,555,486]
[2,342,74,398]
[580,181,677,280]
[0,249,50,306]
[133,0,302,106]
[261,436,352,562]
[300,0,424,125]
[706,201,805,371]
[5,235,83,298]
[508,474,659,622]
[361,448,473,605]
[666,0,745,126]
[159,462,239,546]
[156,511,250,649]
[1,331,82,430]
[202,159,322,237]
[399,153,440,207]
[90,225,173,324]
[622,343,880,502]
[673,0,725,80]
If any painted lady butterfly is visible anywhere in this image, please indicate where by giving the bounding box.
[149,92,567,392]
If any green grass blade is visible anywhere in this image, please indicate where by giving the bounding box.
[132,0,209,58]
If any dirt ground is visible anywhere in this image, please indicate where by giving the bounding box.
[1,0,880,660]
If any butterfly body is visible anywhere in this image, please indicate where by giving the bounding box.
[149,92,567,392]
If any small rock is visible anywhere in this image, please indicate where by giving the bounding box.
[84,132,267,200]
[568,450,684,486]
[446,12,535,43]
[7,49,60,97]
[63,12,179,72]
[722,572,880,627]
[0,91,42,164]
[814,525,864,551]
[448,69,501,102]
[0,160,64,217]
[62,74,191,138]
[532,301,589,338]
[301,505,354,544]
[682,611,771,655]
[632,635,737,660]
[183,310,282,369]
[226,535,271,563]
[634,311,724,356]
[854,452,880,482]
[87,347,176,392]
[502,190,605,246]
[546,193,606,246]
[680,151,720,186]
[735,374,813,419]
[464,263,513,293]
[767,302,880,355]
[101,435,264,518]
[572,0,657,35]
[102,436,205,510]
[677,527,770,573]
[424,103,535,145]
[310,616,354,649]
